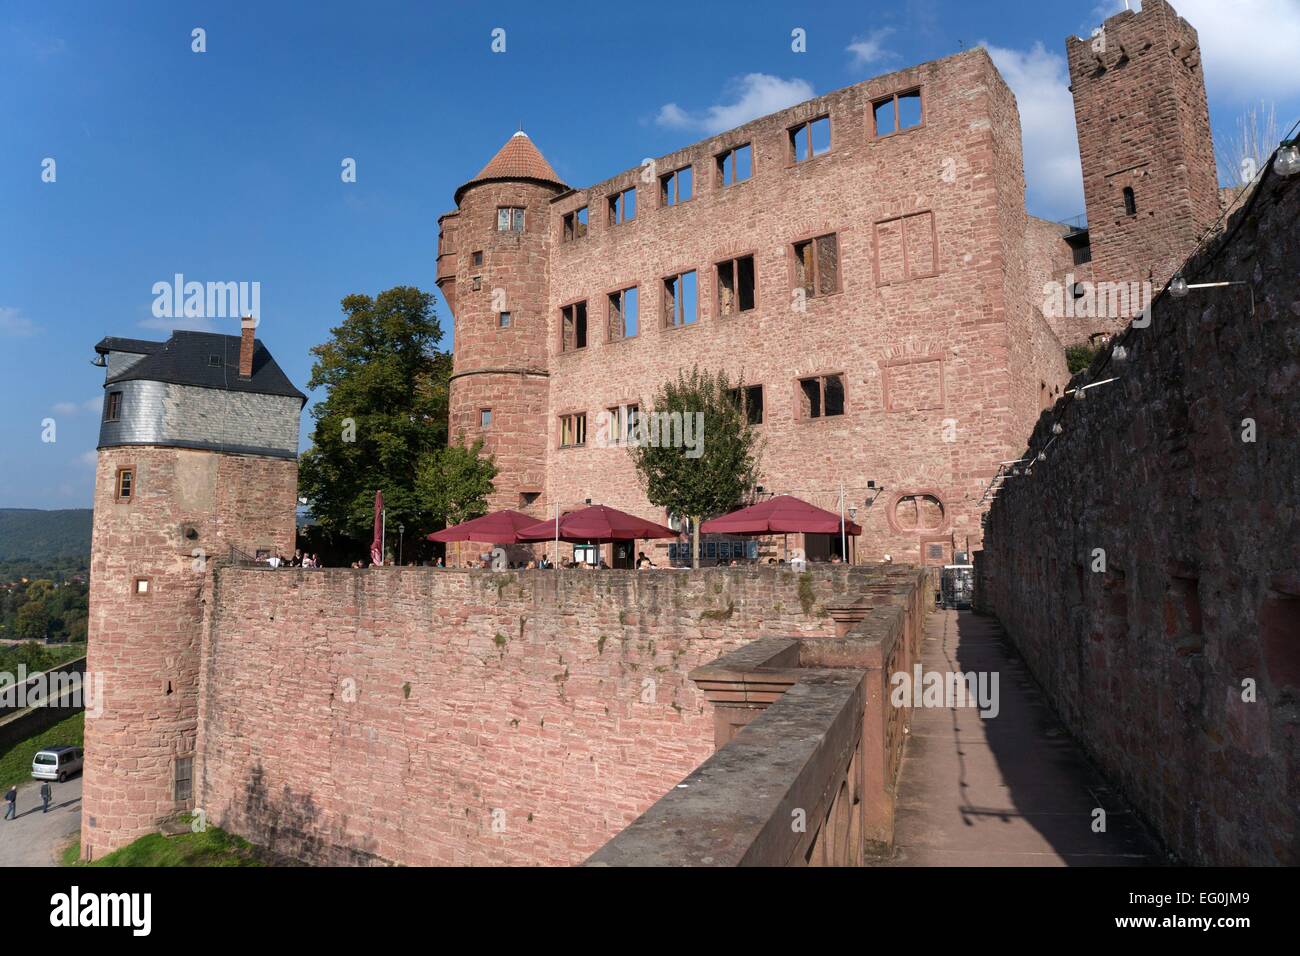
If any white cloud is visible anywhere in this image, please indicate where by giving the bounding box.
[847,28,897,68]
[0,306,36,336]
[980,41,1085,220]
[52,398,104,416]
[656,74,815,136]
[78,451,98,469]
[1091,0,1300,100]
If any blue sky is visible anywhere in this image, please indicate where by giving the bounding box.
[3,0,1298,509]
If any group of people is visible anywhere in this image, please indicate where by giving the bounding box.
[4,781,56,821]
[265,551,321,568]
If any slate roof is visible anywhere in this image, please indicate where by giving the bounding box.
[96,331,306,404]
[454,131,567,203]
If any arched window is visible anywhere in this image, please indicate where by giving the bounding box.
[1122,186,1137,216]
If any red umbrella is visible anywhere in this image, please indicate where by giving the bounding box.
[426,509,539,544]
[516,505,677,543]
[700,495,862,535]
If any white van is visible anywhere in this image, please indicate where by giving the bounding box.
[32,745,84,782]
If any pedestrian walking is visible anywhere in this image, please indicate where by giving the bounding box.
[4,785,16,820]
[40,781,52,813]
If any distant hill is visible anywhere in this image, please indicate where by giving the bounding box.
[0,509,93,563]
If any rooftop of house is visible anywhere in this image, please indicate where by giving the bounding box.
[95,330,307,404]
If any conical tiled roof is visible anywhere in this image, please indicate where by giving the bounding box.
[454,131,567,203]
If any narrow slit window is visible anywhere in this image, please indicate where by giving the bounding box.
[1123,186,1137,216]
[561,301,588,352]
[608,287,639,341]
[717,255,756,315]
[480,409,492,428]
[608,187,636,225]
[793,233,840,297]
[663,271,698,327]
[660,166,693,205]
[115,466,135,501]
[789,116,831,162]
[563,207,588,241]
[174,756,193,802]
[716,143,753,186]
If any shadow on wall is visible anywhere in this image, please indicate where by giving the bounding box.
[240,762,385,866]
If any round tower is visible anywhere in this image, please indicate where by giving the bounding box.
[82,324,303,858]
[437,132,566,520]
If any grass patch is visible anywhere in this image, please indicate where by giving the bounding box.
[0,710,84,790]
[63,825,265,867]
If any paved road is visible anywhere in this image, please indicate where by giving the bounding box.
[0,776,82,866]
[882,610,1160,866]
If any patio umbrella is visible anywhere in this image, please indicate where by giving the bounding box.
[426,509,540,543]
[516,504,677,543]
[700,495,862,535]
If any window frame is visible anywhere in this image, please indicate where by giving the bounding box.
[480,408,493,429]
[608,187,637,226]
[558,411,588,449]
[796,372,848,421]
[104,391,123,422]
[497,206,525,233]
[662,268,700,329]
[659,165,694,206]
[870,87,925,139]
[872,210,939,286]
[562,207,589,242]
[497,311,512,329]
[714,252,759,316]
[727,383,765,425]
[604,403,641,446]
[174,755,193,803]
[789,231,843,299]
[114,465,135,502]
[787,115,832,164]
[606,284,640,342]
[715,143,753,187]
[1122,186,1137,216]
[132,576,151,597]
[559,299,589,353]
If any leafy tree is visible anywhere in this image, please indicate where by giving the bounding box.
[629,367,761,568]
[1066,344,1099,374]
[415,438,499,529]
[15,600,49,642]
[299,287,456,545]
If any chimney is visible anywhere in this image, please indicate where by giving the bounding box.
[239,316,256,379]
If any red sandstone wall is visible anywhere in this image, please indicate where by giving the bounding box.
[195,566,867,865]
[977,166,1299,865]
[541,50,1030,566]
[83,448,297,858]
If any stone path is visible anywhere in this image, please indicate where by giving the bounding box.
[0,776,81,867]
[881,610,1160,866]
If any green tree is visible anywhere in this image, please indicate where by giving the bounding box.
[15,600,49,642]
[415,438,499,529]
[299,287,458,545]
[629,367,761,568]
[1066,344,1099,374]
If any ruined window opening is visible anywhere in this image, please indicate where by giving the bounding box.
[497,207,525,232]
[799,374,845,419]
[174,756,193,802]
[1072,241,1092,266]
[520,491,541,508]
[609,187,636,225]
[793,233,840,297]
[472,250,484,267]
[872,88,922,137]
[789,116,831,162]
[893,494,944,531]
[562,207,588,242]
[716,255,756,316]
[560,412,587,448]
[104,391,122,422]
[208,354,222,367]
[561,301,588,352]
[660,166,693,206]
[1123,186,1137,216]
[663,271,698,327]
[606,404,640,445]
[716,143,753,186]
[727,384,765,425]
[115,466,135,501]
[472,276,482,291]
[608,286,639,341]
[480,409,492,428]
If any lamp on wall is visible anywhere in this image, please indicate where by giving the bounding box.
[1274,141,1300,177]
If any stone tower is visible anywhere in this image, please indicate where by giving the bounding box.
[1067,0,1219,303]
[437,132,567,519]
[82,321,303,859]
